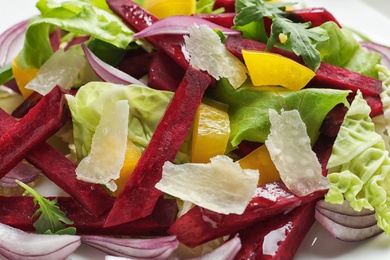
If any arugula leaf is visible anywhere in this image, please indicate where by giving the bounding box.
[16,180,76,235]
[267,16,328,71]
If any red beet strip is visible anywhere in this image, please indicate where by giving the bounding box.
[168,182,326,248]
[290,7,342,28]
[234,201,317,260]
[107,0,189,69]
[0,196,177,236]
[0,86,68,177]
[0,109,114,217]
[225,35,382,96]
[104,67,211,227]
[148,51,185,92]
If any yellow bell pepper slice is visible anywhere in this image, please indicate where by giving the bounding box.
[238,144,280,185]
[11,58,38,98]
[112,139,142,196]
[143,0,196,19]
[242,50,316,90]
[191,99,230,163]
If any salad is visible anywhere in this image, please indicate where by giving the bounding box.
[1,0,390,259]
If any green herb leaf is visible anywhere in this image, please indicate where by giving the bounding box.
[267,16,328,71]
[16,180,76,235]
[234,0,289,26]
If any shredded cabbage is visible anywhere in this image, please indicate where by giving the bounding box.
[325,91,390,234]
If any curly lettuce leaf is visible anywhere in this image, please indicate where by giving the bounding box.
[209,79,350,150]
[316,22,381,78]
[325,91,390,235]
[17,0,133,69]
[66,82,173,162]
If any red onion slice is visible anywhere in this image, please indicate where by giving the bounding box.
[0,222,80,259]
[360,41,390,70]
[133,15,241,39]
[81,235,179,259]
[81,44,146,86]
[0,162,40,187]
[190,235,242,260]
[0,18,30,67]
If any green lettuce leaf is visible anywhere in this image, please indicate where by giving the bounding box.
[17,0,133,69]
[66,82,174,162]
[325,91,390,235]
[316,22,381,78]
[209,79,350,150]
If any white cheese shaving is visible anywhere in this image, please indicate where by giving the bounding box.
[184,24,247,89]
[155,155,259,215]
[76,100,129,191]
[265,109,329,196]
[26,48,86,95]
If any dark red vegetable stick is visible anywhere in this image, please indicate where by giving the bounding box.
[225,35,383,96]
[0,86,68,177]
[0,196,177,236]
[0,110,115,217]
[108,0,189,69]
[234,201,317,260]
[168,182,326,248]
[290,7,342,28]
[11,91,43,118]
[104,67,211,227]
[148,51,185,92]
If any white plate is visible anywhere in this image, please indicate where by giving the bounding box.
[1,0,390,259]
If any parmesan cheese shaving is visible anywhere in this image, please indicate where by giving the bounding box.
[184,24,247,89]
[76,100,129,191]
[265,109,328,196]
[155,155,259,215]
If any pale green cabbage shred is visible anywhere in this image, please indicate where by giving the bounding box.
[325,89,390,234]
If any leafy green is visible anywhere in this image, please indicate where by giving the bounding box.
[16,180,76,235]
[17,0,133,69]
[0,64,13,85]
[316,22,381,78]
[209,78,350,151]
[267,16,328,71]
[325,91,390,235]
[234,0,289,26]
[66,82,174,162]
[234,0,328,71]
[196,0,224,14]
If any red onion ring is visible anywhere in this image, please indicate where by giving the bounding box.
[133,15,241,39]
[0,18,30,67]
[0,162,40,188]
[0,222,80,259]
[81,235,179,259]
[361,41,390,70]
[81,44,146,86]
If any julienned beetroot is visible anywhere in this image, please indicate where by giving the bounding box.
[234,201,317,260]
[0,86,69,177]
[104,67,211,227]
[167,182,326,248]
[0,106,114,217]
[0,196,177,236]
[108,0,189,69]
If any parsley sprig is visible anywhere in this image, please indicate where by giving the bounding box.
[17,180,76,235]
[234,0,328,71]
